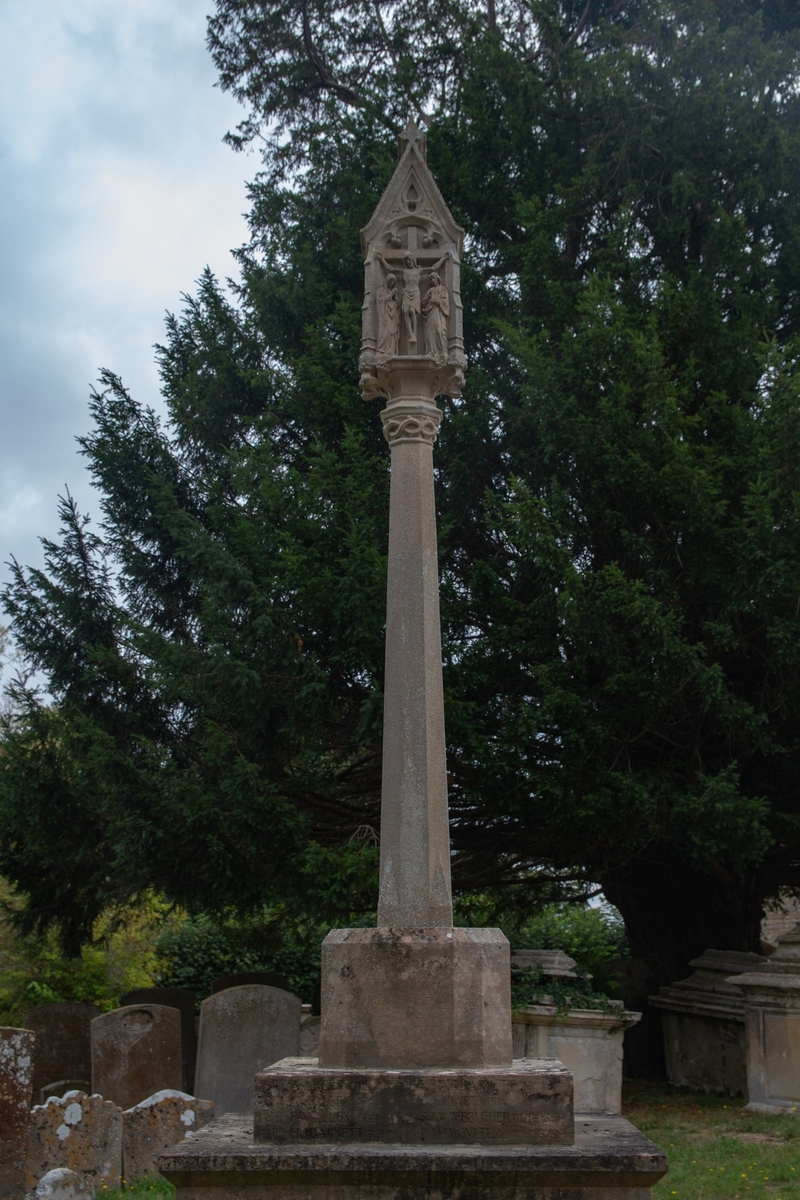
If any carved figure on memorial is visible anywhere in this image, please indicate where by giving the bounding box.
[375,274,400,360]
[359,120,465,401]
[422,270,449,360]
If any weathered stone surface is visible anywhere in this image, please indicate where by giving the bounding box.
[210,974,288,995]
[648,948,765,1095]
[26,1167,94,1200]
[22,1007,99,1105]
[512,1008,640,1115]
[123,1090,214,1181]
[91,1005,182,1109]
[25,1091,122,1192]
[732,922,800,1112]
[119,990,198,1094]
[299,1015,321,1058]
[1,1027,35,1200]
[317,928,512,1071]
[195,986,301,1115]
[161,1111,667,1199]
[254,1057,572,1146]
[39,1085,90,1107]
[512,949,580,978]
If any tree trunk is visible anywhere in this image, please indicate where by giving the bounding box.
[601,847,765,984]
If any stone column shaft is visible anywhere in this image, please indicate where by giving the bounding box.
[377,398,452,927]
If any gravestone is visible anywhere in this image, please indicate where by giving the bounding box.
[210,972,288,994]
[0,1027,35,1200]
[26,1168,94,1200]
[159,120,667,1200]
[25,1091,122,1192]
[22,1006,99,1103]
[194,986,300,1113]
[298,1013,320,1057]
[122,1090,213,1181]
[649,948,766,1094]
[91,1005,181,1109]
[119,989,197,1093]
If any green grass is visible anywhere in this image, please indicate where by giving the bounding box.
[623,1080,800,1200]
[96,1178,174,1200]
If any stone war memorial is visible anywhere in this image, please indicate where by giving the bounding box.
[160,122,667,1200]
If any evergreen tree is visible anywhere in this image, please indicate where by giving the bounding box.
[3,0,800,978]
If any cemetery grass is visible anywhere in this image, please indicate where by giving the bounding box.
[624,1081,800,1200]
[98,1178,173,1200]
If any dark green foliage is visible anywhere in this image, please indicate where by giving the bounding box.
[154,910,327,1004]
[3,0,800,978]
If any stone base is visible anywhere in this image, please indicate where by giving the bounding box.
[317,928,511,1069]
[254,1058,572,1146]
[159,1113,667,1200]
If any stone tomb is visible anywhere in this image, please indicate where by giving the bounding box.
[734,921,800,1112]
[649,948,766,1095]
[0,1026,35,1200]
[194,985,301,1114]
[512,1004,640,1116]
[119,989,198,1094]
[122,1090,214,1181]
[22,1006,99,1105]
[91,1005,182,1109]
[25,1091,122,1193]
[159,120,666,1200]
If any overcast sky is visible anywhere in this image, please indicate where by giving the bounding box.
[0,0,254,624]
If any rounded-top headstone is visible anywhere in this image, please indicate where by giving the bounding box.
[91,1005,182,1109]
[210,972,289,994]
[117,989,197,1093]
[195,985,301,1114]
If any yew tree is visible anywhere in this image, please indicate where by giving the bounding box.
[3,0,800,980]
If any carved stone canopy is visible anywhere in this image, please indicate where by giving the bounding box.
[359,119,466,404]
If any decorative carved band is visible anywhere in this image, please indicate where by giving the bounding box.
[380,403,442,446]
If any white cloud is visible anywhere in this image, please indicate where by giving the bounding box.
[0,0,255,585]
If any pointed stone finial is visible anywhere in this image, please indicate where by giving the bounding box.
[398,117,426,161]
[359,124,465,404]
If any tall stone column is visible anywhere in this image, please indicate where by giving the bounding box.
[315,122,512,1071]
[378,393,451,927]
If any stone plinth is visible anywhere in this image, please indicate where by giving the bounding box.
[254,1057,573,1146]
[318,928,511,1070]
[649,949,765,1095]
[160,1111,667,1200]
[1,1026,35,1200]
[512,1007,640,1116]
[731,922,800,1112]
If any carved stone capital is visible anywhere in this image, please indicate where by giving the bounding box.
[380,400,442,447]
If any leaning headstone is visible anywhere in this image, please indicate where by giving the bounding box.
[91,1005,182,1109]
[210,972,288,994]
[26,1168,93,1200]
[194,985,301,1113]
[22,1006,99,1104]
[25,1091,122,1192]
[0,1027,35,1200]
[122,1090,213,1181]
[119,989,197,1093]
